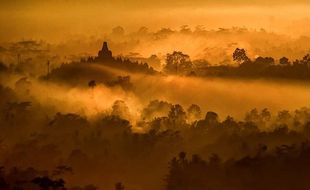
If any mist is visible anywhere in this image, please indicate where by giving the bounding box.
[2,1,310,190]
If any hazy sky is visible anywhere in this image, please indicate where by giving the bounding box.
[1,0,310,41]
[1,0,310,7]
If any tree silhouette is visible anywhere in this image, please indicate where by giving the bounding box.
[88,80,96,89]
[164,51,192,74]
[187,104,201,121]
[52,165,73,176]
[233,48,250,64]
[115,182,124,190]
[32,176,65,190]
[88,80,96,98]
[111,100,130,120]
[47,60,50,78]
[168,104,187,128]
[205,111,219,127]
[280,57,289,65]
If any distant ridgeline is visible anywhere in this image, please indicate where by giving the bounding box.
[196,49,310,80]
[81,41,156,74]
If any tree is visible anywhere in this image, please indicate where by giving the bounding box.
[279,57,289,65]
[4,101,31,124]
[277,110,291,124]
[232,48,250,64]
[112,26,125,37]
[32,176,65,190]
[52,165,73,176]
[254,56,274,66]
[88,80,96,89]
[115,182,124,190]
[141,100,172,120]
[137,26,148,35]
[261,108,271,122]
[245,108,260,123]
[112,100,130,120]
[168,104,187,127]
[0,167,8,190]
[164,51,192,74]
[187,104,201,122]
[178,152,187,162]
[205,111,219,127]
[47,60,50,77]
[301,54,310,65]
[180,25,191,34]
[88,80,96,98]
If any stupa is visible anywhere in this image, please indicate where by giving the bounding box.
[97,41,113,61]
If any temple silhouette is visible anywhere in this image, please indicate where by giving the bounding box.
[97,41,113,61]
[80,41,156,74]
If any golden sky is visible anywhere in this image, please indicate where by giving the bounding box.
[1,0,310,41]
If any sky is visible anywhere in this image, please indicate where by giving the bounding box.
[1,0,310,41]
[1,0,310,7]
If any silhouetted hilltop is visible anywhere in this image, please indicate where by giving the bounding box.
[42,62,117,86]
[85,41,156,74]
[42,41,157,88]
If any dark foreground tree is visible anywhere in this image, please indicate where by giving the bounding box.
[32,176,65,190]
[115,182,125,190]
